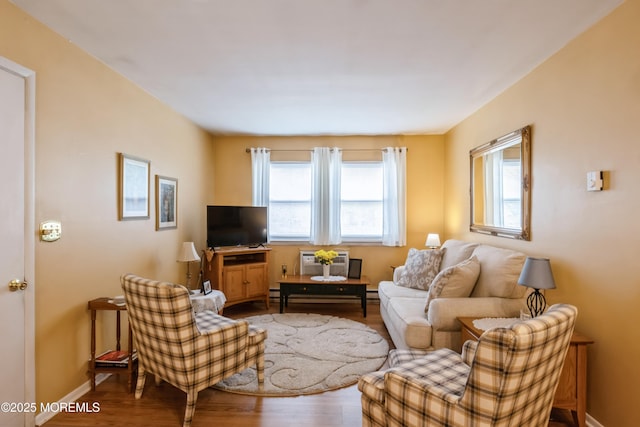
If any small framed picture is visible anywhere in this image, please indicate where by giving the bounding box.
[155,175,177,230]
[202,280,212,295]
[119,153,150,220]
[348,258,362,279]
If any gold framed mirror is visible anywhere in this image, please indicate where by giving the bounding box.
[470,125,531,240]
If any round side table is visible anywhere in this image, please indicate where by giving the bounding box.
[190,290,226,314]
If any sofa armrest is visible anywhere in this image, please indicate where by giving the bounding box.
[392,265,405,283]
[428,297,527,331]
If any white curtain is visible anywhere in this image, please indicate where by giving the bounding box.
[382,147,407,246]
[250,147,270,206]
[483,150,504,226]
[310,147,342,245]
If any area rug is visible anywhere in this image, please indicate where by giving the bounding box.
[212,313,389,396]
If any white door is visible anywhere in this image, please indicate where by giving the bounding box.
[0,58,36,427]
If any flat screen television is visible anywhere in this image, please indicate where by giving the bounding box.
[206,205,268,248]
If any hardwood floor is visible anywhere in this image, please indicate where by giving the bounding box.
[43,300,576,427]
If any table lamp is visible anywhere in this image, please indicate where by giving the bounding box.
[177,241,200,288]
[425,233,441,249]
[517,257,556,317]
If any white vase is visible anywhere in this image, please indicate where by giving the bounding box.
[322,264,331,279]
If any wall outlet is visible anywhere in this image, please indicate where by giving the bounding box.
[586,171,603,192]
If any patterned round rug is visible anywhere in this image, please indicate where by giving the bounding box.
[212,313,389,396]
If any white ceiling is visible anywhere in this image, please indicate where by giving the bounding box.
[12,0,623,136]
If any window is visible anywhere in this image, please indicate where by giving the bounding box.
[259,147,405,245]
[268,161,383,242]
[268,162,311,240]
[340,162,383,241]
[501,160,521,229]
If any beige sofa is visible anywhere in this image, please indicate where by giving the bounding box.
[378,239,530,352]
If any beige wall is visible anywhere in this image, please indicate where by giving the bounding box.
[211,135,445,289]
[444,1,640,425]
[1,1,215,406]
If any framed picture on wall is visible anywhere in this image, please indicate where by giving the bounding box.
[348,258,362,279]
[119,153,150,220]
[155,175,178,230]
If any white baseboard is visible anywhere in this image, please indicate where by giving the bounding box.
[587,413,604,427]
[35,373,110,426]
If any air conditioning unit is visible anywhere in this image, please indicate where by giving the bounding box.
[299,250,349,276]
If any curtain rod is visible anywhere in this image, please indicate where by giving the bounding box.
[245,148,407,153]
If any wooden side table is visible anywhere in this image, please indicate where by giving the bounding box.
[458,317,593,427]
[88,298,136,392]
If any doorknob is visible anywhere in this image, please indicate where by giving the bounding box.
[8,279,28,292]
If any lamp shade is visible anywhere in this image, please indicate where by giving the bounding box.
[518,257,556,290]
[425,233,441,248]
[177,242,200,263]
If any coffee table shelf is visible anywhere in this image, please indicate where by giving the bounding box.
[277,275,369,317]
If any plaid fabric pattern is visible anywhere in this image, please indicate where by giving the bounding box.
[461,339,478,366]
[121,274,266,427]
[359,349,468,427]
[195,311,267,382]
[388,349,431,367]
[359,304,577,427]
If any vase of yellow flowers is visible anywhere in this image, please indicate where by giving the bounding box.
[315,249,338,279]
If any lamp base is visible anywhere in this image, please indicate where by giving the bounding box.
[526,289,547,317]
[185,263,193,289]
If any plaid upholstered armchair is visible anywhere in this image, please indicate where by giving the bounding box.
[121,274,266,427]
[358,304,577,427]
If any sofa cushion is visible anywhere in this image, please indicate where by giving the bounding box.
[425,255,480,313]
[379,280,428,301]
[396,248,445,290]
[378,280,428,314]
[470,245,527,298]
[440,240,479,271]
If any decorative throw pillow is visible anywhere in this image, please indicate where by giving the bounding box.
[424,255,480,313]
[396,248,445,290]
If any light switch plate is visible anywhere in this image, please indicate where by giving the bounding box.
[586,171,603,192]
[40,220,62,242]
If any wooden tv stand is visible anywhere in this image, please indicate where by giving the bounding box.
[203,247,271,309]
